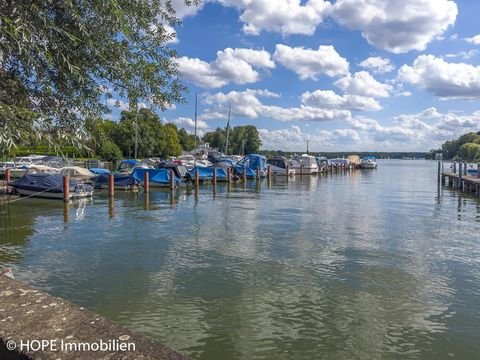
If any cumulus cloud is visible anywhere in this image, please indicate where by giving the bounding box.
[172,117,209,129]
[176,48,275,88]
[201,88,351,122]
[334,71,392,98]
[359,56,395,73]
[331,0,458,53]
[259,125,360,151]
[398,54,480,100]
[273,44,349,80]
[445,50,479,60]
[465,34,480,45]
[301,90,382,111]
[215,0,331,35]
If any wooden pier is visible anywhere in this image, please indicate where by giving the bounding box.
[440,161,480,197]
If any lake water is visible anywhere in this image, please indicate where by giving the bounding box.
[1,160,480,359]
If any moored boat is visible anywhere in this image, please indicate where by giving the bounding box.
[267,157,295,176]
[360,156,378,169]
[290,154,318,174]
[233,154,268,178]
[10,173,93,199]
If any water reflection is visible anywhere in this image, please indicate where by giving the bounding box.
[1,161,480,359]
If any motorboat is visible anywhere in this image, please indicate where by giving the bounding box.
[360,156,378,169]
[315,157,329,172]
[93,173,137,190]
[267,157,295,176]
[187,166,229,182]
[25,165,59,174]
[116,159,152,174]
[132,168,184,188]
[59,166,96,181]
[289,154,319,174]
[347,155,361,166]
[233,154,268,178]
[10,173,93,199]
[330,158,350,168]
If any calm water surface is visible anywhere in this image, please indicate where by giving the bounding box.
[1,160,480,359]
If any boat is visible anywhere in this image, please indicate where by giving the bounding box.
[132,168,184,188]
[10,173,93,199]
[116,159,152,174]
[25,165,59,174]
[330,158,350,168]
[93,173,137,190]
[59,166,96,181]
[316,157,329,172]
[346,155,361,166]
[233,154,268,178]
[360,156,378,169]
[267,157,295,176]
[289,154,319,174]
[187,166,229,182]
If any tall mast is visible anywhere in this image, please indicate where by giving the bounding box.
[194,93,197,168]
[134,104,138,159]
[225,103,231,155]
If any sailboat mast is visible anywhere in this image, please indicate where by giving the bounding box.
[134,104,138,159]
[194,93,197,168]
[225,103,231,155]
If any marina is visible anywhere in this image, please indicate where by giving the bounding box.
[1,160,480,359]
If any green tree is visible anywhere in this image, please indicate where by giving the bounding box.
[0,0,198,154]
[178,128,197,151]
[204,127,226,150]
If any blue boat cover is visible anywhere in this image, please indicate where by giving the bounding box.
[132,168,182,185]
[89,168,110,174]
[93,173,136,188]
[234,154,267,177]
[10,174,77,193]
[188,167,228,180]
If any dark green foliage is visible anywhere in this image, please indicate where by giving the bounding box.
[428,132,480,161]
[203,125,262,154]
[0,0,199,154]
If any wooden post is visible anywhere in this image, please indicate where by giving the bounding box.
[458,163,463,190]
[144,171,149,193]
[256,166,260,180]
[213,166,217,185]
[286,165,289,182]
[437,161,441,185]
[331,163,334,174]
[194,168,199,188]
[5,168,11,183]
[108,174,114,197]
[144,192,150,210]
[170,169,175,190]
[453,162,457,174]
[243,165,247,182]
[63,201,70,223]
[464,162,467,175]
[267,165,271,179]
[300,165,303,177]
[63,175,70,202]
[227,167,231,183]
[108,197,115,219]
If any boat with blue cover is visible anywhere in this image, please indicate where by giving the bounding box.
[132,168,184,188]
[187,166,229,182]
[10,173,93,199]
[93,173,137,190]
[233,154,268,178]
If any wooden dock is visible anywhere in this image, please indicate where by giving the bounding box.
[441,169,480,197]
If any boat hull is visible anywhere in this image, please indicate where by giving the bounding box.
[291,166,318,175]
[14,188,93,199]
[360,163,377,169]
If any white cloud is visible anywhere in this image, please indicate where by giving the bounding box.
[301,90,382,111]
[331,0,458,53]
[201,88,352,122]
[398,55,480,100]
[172,117,209,129]
[465,34,480,45]
[259,126,360,151]
[334,71,392,98]
[273,44,349,80]
[106,98,129,111]
[177,48,275,88]
[445,50,479,60]
[215,0,331,35]
[359,56,395,73]
[172,0,205,19]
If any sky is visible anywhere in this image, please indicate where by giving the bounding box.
[107,0,480,152]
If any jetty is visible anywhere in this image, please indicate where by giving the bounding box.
[439,161,480,197]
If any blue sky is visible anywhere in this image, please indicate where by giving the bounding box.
[107,0,480,152]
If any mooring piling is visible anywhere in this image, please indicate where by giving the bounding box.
[108,174,114,197]
[62,175,70,202]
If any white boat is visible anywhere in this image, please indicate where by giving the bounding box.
[59,166,96,181]
[26,165,59,174]
[267,157,295,176]
[360,156,378,169]
[290,154,318,174]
